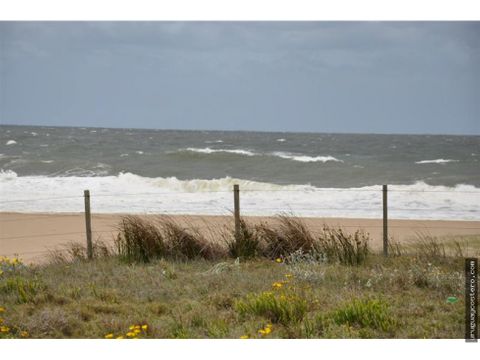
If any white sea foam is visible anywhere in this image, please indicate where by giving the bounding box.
[415,159,459,164]
[6,140,17,145]
[276,138,286,142]
[40,160,54,164]
[135,151,144,155]
[31,132,38,136]
[272,152,343,163]
[178,148,343,163]
[182,148,257,156]
[0,171,478,220]
[120,153,129,157]
[205,140,224,144]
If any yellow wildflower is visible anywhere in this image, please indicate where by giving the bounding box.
[104,333,114,339]
[141,325,148,331]
[126,332,135,337]
[0,307,5,313]
[116,336,124,339]
[275,258,282,263]
[240,335,249,339]
[1,326,10,333]
[133,329,141,334]
[258,323,273,336]
[134,325,141,330]
[129,325,135,330]
[20,331,29,338]
[285,274,293,279]
[272,282,283,289]
[258,326,272,336]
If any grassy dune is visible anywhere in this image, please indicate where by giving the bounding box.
[0,216,478,339]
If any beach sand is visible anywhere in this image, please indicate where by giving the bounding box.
[1,212,479,264]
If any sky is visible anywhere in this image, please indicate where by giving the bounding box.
[0,21,479,135]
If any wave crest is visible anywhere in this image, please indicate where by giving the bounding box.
[272,152,343,163]
[174,148,342,163]
[415,159,459,164]
[179,147,257,156]
[0,172,478,220]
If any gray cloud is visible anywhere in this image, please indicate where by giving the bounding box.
[0,21,479,134]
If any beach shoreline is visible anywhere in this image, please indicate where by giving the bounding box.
[1,212,480,264]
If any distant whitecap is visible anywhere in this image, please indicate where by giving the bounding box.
[181,148,256,156]
[415,159,459,164]
[272,152,343,163]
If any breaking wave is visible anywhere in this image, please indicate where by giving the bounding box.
[0,170,478,220]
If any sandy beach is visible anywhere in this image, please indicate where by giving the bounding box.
[1,212,479,263]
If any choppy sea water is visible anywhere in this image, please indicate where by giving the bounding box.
[1,125,479,220]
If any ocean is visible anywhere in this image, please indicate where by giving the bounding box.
[1,124,479,220]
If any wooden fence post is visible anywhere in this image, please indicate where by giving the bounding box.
[383,184,388,257]
[233,184,240,240]
[84,190,93,260]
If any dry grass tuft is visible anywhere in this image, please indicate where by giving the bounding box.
[159,217,225,261]
[48,240,114,264]
[316,226,369,265]
[257,215,316,259]
[115,216,165,263]
[412,232,446,261]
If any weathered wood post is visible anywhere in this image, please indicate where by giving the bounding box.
[382,184,388,257]
[84,190,93,260]
[233,184,240,240]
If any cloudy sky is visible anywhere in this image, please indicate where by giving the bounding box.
[0,21,479,134]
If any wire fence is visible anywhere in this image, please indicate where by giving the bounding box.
[1,185,480,259]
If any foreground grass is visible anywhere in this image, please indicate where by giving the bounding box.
[0,252,469,339]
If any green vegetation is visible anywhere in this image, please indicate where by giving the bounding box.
[331,298,395,332]
[0,216,477,339]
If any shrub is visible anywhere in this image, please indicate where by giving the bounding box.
[0,276,46,304]
[332,298,395,331]
[235,290,307,325]
[226,219,262,259]
[316,226,369,265]
[257,215,316,259]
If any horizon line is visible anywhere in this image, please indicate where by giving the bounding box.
[1,122,479,137]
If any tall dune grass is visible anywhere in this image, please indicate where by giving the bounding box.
[316,227,369,265]
[115,216,165,263]
[256,215,316,259]
[114,214,373,265]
